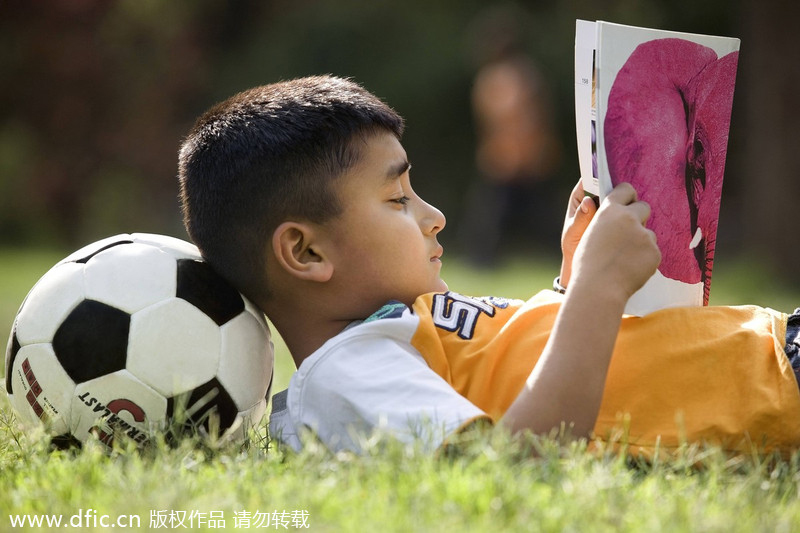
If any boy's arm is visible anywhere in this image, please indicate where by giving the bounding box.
[500,183,660,438]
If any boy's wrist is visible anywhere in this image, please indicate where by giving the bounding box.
[558,256,572,290]
[566,272,631,313]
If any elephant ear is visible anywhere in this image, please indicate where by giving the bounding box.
[604,38,720,286]
[684,50,739,300]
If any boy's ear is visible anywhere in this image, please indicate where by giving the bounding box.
[271,221,334,282]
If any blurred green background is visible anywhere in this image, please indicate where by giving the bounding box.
[1,0,798,285]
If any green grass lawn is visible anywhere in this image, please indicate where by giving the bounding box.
[3,248,800,532]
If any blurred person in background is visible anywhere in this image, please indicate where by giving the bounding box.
[459,5,563,267]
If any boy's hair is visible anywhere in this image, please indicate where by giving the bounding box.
[178,75,405,304]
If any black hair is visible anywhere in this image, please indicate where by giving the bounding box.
[178,75,404,304]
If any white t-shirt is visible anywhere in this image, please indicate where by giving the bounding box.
[268,301,488,453]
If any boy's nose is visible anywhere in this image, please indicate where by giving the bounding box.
[421,201,446,235]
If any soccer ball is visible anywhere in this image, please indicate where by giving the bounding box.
[4,233,273,448]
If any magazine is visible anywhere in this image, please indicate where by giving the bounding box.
[575,20,740,316]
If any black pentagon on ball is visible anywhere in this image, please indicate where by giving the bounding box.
[52,300,130,384]
[5,329,20,394]
[166,377,237,436]
[176,259,244,326]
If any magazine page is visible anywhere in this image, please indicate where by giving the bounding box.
[574,19,599,198]
[593,21,740,316]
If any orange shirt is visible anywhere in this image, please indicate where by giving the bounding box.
[411,290,800,455]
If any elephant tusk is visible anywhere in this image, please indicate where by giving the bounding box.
[689,227,703,250]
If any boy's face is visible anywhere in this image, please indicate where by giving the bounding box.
[321,131,448,315]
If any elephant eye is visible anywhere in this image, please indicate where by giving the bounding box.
[686,129,707,210]
[691,138,706,190]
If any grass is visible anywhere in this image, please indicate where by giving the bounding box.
[3,248,800,531]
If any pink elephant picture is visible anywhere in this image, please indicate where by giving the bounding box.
[604,38,739,304]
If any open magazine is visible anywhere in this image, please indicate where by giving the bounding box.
[575,20,740,316]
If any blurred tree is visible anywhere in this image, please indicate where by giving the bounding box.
[0,0,247,245]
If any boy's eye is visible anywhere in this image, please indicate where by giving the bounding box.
[392,196,411,206]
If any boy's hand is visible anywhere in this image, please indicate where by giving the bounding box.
[571,182,661,302]
[559,181,598,287]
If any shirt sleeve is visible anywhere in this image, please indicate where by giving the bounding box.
[285,322,489,453]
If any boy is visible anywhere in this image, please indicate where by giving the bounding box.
[178,75,800,456]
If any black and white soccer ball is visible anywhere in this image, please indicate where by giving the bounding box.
[4,233,273,448]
